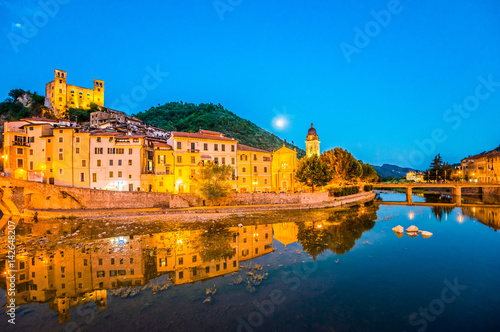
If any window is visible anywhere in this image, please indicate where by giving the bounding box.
[130,269,134,275]
[97,160,101,167]
[84,259,88,266]
[233,260,237,268]
[117,148,124,154]
[75,147,80,154]
[242,167,246,173]
[264,167,268,173]
[177,156,182,163]
[206,266,210,273]
[232,158,235,164]
[214,144,218,151]
[108,148,115,154]
[223,262,227,269]
[177,142,182,149]
[129,148,133,154]
[214,157,219,164]
[48,139,51,143]
[80,173,85,182]
[109,137,113,142]
[97,271,105,278]
[231,145,235,152]
[216,264,220,271]
[128,160,132,166]
[29,149,33,155]
[254,166,258,173]
[17,148,23,155]
[118,171,122,178]
[78,272,82,278]
[109,171,113,178]
[118,160,122,166]
[255,248,259,254]
[81,160,86,167]
[264,179,268,185]
[222,157,226,165]
[76,137,80,143]
[222,144,225,151]
[92,173,97,182]
[254,154,257,161]
[242,177,246,183]
[47,157,51,162]
[130,258,134,264]
[58,152,63,161]
[58,137,63,143]
[204,143,208,151]
[97,137,101,143]
[59,169,63,175]
[179,271,184,279]
[192,255,197,263]
[179,257,184,265]
[109,160,113,166]
[29,126,34,131]
[95,147,103,154]
[192,269,197,276]
[191,157,196,164]
[29,161,33,170]
[98,259,103,265]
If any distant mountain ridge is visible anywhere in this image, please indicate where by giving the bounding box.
[134,102,306,157]
[373,164,415,180]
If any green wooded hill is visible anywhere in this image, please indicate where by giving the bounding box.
[134,102,306,157]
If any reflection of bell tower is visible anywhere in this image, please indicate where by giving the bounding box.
[57,297,70,324]
[305,123,320,157]
[96,290,108,310]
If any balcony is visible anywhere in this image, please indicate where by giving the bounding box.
[13,141,30,147]
[6,128,25,133]
[188,149,200,153]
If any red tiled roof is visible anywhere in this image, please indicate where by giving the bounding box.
[170,131,237,142]
[198,129,224,136]
[90,131,121,136]
[153,142,172,148]
[237,144,270,153]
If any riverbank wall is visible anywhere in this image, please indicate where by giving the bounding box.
[0,176,375,219]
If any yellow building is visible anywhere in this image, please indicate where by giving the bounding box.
[271,143,299,192]
[168,129,238,193]
[49,127,91,188]
[305,123,320,157]
[140,142,176,192]
[462,149,500,183]
[237,144,272,192]
[406,171,425,182]
[44,69,104,117]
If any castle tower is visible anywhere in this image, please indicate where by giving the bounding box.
[53,69,68,115]
[93,79,104,107]
[305,123,320,157]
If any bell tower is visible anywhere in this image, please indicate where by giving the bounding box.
[305,123,320,157]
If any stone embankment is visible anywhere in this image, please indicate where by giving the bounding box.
[0,176,375,219]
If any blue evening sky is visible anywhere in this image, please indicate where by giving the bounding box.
[1,0,499,169]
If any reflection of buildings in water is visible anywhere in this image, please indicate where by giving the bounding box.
[238,224,273,262]
[272,222,299,247]
[462,206,500,231]
[1,223,275,323]
[2,235,150,323]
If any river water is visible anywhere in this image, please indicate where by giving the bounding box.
[1,192,499,331]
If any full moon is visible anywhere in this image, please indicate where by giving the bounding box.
[272,115,289,130]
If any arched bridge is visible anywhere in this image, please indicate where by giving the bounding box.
[373,183,500,205]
